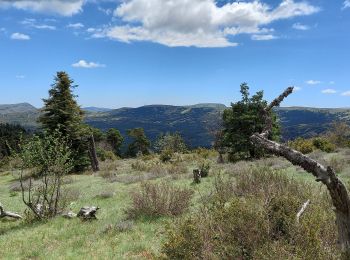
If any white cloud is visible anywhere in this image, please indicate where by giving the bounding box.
[321,89,337,94]
[341,91,350,96]
[0,0,84,16]
[343,0,350,9]
[306,80,321,85]
[21,18,56,30]
[67,23,84,29]
[294,86,302,91]
[72,60,105,68]
[251,34,278,41]
[292,22,310,30]
[89,0,319,48]
[11,32,30,40]
[16,75,25,79]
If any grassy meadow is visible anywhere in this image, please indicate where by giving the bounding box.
[1,149,350,259]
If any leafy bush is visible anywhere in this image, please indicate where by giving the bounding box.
[198,160,210,177]
[160,149,173,163]
[288,138,315,154]
[18,131,73,219]
[126,181,193,219]
[163,167,339,259]
[97,148,117,161]
[312,137,336,153]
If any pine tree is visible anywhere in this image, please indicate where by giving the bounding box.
[126,128,150,157]
[222,83,280,161]
[106,128,124,156]
[39,71,90,171]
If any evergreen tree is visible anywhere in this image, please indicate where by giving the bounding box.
[39,71,90,171]
[0,123,26,159]
[126,128,150,157]
[222,83,280,161]
[106,128,124,156]
[153,132,187,153]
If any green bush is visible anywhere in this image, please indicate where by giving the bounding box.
[97,148,117,161]
[163,167,339,259]
[198,160,210,177]
[126,181,193,219]
[312,137,336,153]
[160,149,173,163]
[288,138,315,154]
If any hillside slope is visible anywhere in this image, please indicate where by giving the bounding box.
[1,103,350,147]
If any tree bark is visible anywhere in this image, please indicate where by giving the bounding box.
[250,86,350,252]
[88,135,99,172]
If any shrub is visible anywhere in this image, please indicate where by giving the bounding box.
[160,149,173,163]
[288,138,315,154]
[163,167,339,259]
[328,156,347,173]
[126,181,193,219]
[18,131,73,219]
[97,148,117,162]
[312,137,336,153]
[198,160,210,177]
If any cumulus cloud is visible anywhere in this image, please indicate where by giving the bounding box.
[89,0,319,47]
[294,86,302,91]
[343,0,350,9]
[72,60,105,68]
[67,23,84,29]
[11,32,30,40]
[306,80,321,85]
[0,0,84,16]
[341,91,350,96]
[292,22,310,30]
[321,89,337,94]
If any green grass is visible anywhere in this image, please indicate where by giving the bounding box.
[1,150,350,259]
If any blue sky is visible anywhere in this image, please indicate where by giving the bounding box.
[0,0,349,108]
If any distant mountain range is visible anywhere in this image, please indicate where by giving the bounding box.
[0,102,349,148]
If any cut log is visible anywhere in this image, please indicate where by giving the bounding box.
[193,169,201,184]
[0,203,22,220]
[250,86,350,253]
[77,206,100,220]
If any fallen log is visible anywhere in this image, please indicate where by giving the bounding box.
[0,203,22,220]
[77,206,100,220]
[250,86,350,252]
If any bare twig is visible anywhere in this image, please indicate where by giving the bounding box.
[296,199,310,223]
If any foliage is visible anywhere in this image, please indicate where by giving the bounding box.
[289,137,336,154]
[126,128,151,157]
[222,83,280,161]
[0,123,27,160]
[39,71,90,171]
[288,137,315,154]
[198,160,210,177]
[18,131,73,219]
[96,148,117,162]
[153,132,187,154]
[163,167,338,259]
[326,121,350,147]
[89,127,105,142]
[106,128,124,156]
[126,181,193,219]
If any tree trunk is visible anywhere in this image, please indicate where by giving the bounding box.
[193,169,201,184]
[88,135,99,172]
[250,87,350,253]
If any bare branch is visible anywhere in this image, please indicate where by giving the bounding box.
[0,203,22,220]
[296,199,310,223]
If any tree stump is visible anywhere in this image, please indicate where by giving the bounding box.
[193,169,201,184]
[77,206,100,220]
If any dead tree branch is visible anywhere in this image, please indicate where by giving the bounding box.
[250,86,350,252]
[0,203,22,220]
[296,199,310,223]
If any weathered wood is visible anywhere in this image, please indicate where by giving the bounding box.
[62,210,77,219]
[296,199,310,223]
[77,206,100,220]
[250,86,350,252]
[88,135,99,172]
[193,169,201,184]
[0,203,22,220]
